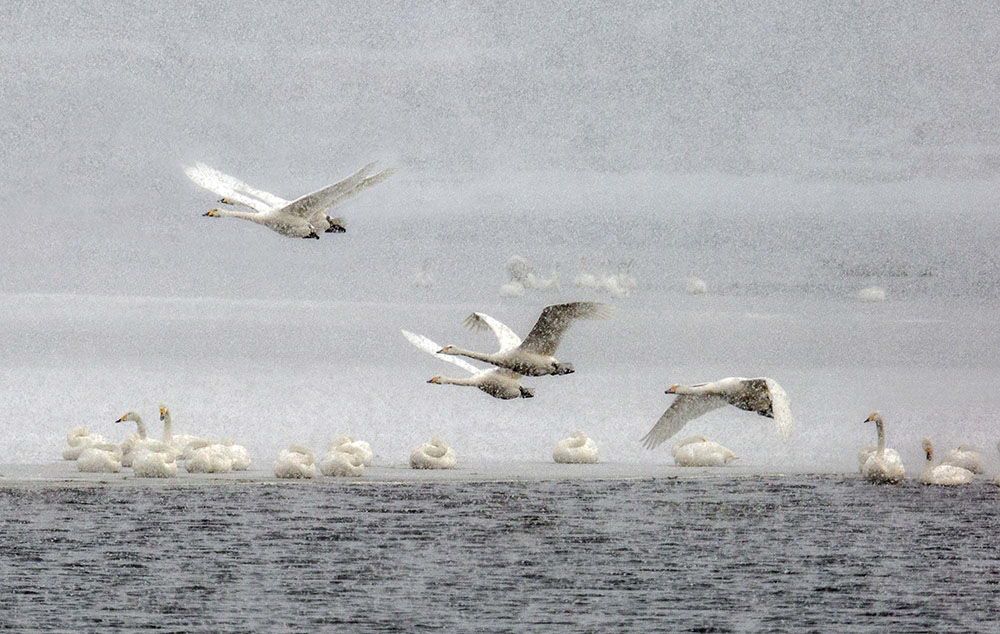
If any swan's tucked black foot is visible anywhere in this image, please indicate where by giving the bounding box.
[519,386,535,398]
[305,231,320,239]
[325,216,346,233]
[553,363,575,375]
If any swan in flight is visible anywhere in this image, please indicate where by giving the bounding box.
[77,443,123,473]
[402,330,535,400]
[62,427,108,461]
[320,448,366,477]
[329,436,374,466]
[671,436,737,467]
[552,431,599,464]
[410,438,457,469]
[186,161,394,239]
[439,302,612,377]
[920,438,974,485]
[640,377,793,450]
[858,412,905,484]
[273,445,317,479]
[940,445,983,474]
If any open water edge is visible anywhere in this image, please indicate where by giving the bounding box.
[1,475,998,633]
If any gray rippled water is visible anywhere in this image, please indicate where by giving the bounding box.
[1,476,998,633]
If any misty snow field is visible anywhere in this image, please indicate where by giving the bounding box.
[4,2,1000,632]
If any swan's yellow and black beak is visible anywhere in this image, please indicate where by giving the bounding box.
[159,407,166,420]
[665,384,678,394]
[203,209,217,217]
[115,414,126,423]
[427,377,441,384]
[218,197,233,205]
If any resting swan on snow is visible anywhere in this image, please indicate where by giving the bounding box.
[402,330,534,400]
[62,427,108,461]
[115,411,179,467]
[940,445,983,474]
[273,445,317,479]
[410,438,457,469]
[640,377,793,450]
[183,439,234,473]
[186,161,393,239]
[671,436,737,467]
[439,302,612,377]
[159,404,207,456]
[920,438,974,486]
[552,431,599,464]
[320,448,366,477]
[77,442,123,473]
[329,436,373,466]
[858,412,905,484]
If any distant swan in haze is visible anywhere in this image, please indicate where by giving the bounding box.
[857,286,886,302]
[410,438,457,469]
[685,277,707,295]
[439,302,612,377]
[640,377,793,450]
[920,438,974,485]
[671,436,737,467]
[77,443,123,473]
[273,445,317,479]
[186,161,393,239]
[858,412,905,484]
[552,431,599,464]
[402,330,535,400]
[62,427,107,461]
[940,445,983,474]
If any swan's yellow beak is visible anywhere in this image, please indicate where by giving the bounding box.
[427,376,441,384]
[159,407,165,419]
[864,413,875,423]
[115,414,126,423]
[219,197,233,205]
[203,209,217,217]
[665,384,678,394]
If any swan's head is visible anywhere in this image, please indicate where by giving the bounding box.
[665,384,679,394]
[159,404,169,420]
[427,376,442,384]
[437,345,457,355]
[864,411,882,424]
[203,209,218,217]
[552,362,575,375]
[115,411,140,424]
[923,438,934,460]
[218,197,234,205]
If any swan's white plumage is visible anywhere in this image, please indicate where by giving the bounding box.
[273,445,317,479]
[131,447,179,478]
[552,431,599,464]
[183,440,235,473]
[940,446,983,474]
[320,449,366,477]
[329,436,374,466]
[671,436,737,467]
[62,427,108,461]
[920,438,974,485]
[685,277,708,295]
[77,443,123,473]
[159,404,207,456]
[410,438,457,469]
[859,412,904,484]
[857,286,887,302]
[223,440,252,471]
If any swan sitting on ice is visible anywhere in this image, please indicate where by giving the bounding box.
[410,438,457,469]
[858,412,905,484]
[116,411,180,467]
[552,431,599,464]
[131,445,179,478]
[77,443,123,473]
[920,438,974,485]
[641,377,794,450]
[440,302,613,377]
[329,436,374,466]
[62,427,108,461]
[273,445,317,479]
[940,445,983,474]
[671,436,737,467]
[159,404,206,456]
[186,161,393,239]
[402,330,535,400]
[685,277,708,295]
[320,449,366,477]
[222,440,252,471]
[183,439,235,473]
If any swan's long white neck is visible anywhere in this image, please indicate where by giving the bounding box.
[438,375,479,387]
[130,415,147,439]
[447,347,497,364]
[211,208,263,223]
[874,419,886,455]
[161,409,173,442]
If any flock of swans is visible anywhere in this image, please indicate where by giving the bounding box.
[56,162,993,485]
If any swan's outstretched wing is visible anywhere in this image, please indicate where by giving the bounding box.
[401,330,482,376]
[307,167,395,224]
[764,378,794,439]
[280,163,376,220]
[519,302,612,356]
[640,394,728,450]
[184,162,287,213]
[463,312,522,354]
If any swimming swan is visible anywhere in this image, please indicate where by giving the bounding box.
[920,438,974,486]
[77,442,123,473]
[640,377,793,450]
[440,302,612,377]
[273,445,317,479]
[671,436,737,467]
[410,438,457,469]
[552,431,599,464]
[62,427,108,461]
[940,445,983,474]
[402,330,535,400]
[320,449,366,477]
[186,161,394,239]
[859,412,905,484]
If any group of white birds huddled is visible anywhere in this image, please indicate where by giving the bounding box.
[62,404,250,477]
[572,257,638,298]
[858,411,997,486]
[272,436,375,479]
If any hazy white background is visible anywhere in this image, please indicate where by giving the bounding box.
[2,1,998,470]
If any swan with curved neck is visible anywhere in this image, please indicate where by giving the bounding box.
[920,438,973,485]
[159,403,207,454]
[859,412,904,484]
[552,431,599,464]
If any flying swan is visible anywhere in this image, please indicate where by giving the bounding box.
[438,302,612,377]
[186,161,394,239]
[401,330,535,399]
[858,412,905,484]
[640,377,793,450]
[920,438,974,485]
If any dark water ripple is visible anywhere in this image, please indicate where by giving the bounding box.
[0,476,998,633]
